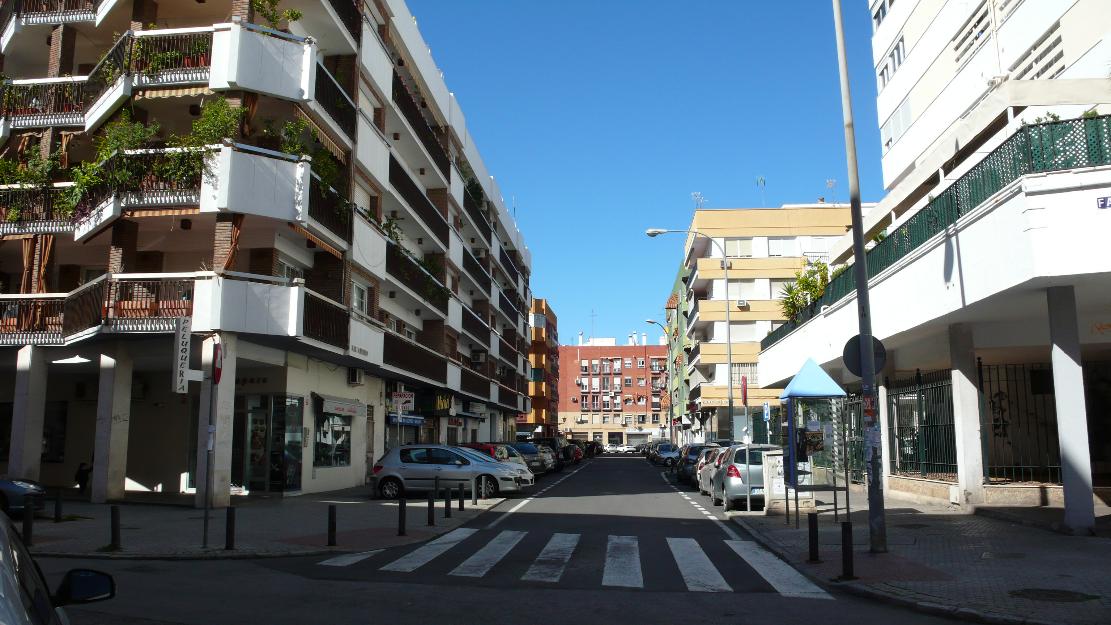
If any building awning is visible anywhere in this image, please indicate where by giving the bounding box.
[313,392,362,417]
[134,86,213,100]
[388,413,424,426]
[456,411,486,421]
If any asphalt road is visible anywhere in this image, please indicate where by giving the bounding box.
[39,456,962,625]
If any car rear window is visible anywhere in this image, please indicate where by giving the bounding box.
[399,448,430,463]
[733,449,764,465]
[512,443,539,454]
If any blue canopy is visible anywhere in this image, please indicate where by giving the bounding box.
[778,358,847,399]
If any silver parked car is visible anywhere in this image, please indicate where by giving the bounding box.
[507,442,548,475]
[372,444,530,499]
[697,448,722,495]
[713,444,778,509]
[701,446,734,502]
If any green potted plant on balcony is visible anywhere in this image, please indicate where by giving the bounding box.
[57,110,159,218]
[779,260,830,323]
[251,0,303,29]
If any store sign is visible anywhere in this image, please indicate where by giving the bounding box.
[388,414,424,427]
[1097,196,1111,209]
[435,393,456,415]
[323,397,361,417]
[448,417,464,427]
[172,317,191,394]
[391,391,415,413]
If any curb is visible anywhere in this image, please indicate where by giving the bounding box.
[730,516,1072,625]
[30,497,511,561]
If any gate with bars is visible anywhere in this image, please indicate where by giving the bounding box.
[886,370,958,482]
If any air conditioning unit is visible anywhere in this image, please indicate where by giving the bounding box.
[736,299,749,309]
[347,368,365,386]
[571,397,578,403]
[472,352,487,364]
[472,248,486,258]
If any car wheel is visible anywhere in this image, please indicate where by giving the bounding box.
[712,491,723,506]
[698,484,707,496]
[378,477,402,500]
[723,497,733,512]
[479,475,499,498]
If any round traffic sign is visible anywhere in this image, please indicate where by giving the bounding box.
[213,343,223,385]
[842,334,886,377]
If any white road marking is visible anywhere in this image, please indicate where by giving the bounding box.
[379,528,477,572]
[667,538,732,592]
[521,533,580,583]
[602,535,644,588]
[317,549,383,567]
[486,467,583,529]
[450,530,527,577]
[726,539,833,599]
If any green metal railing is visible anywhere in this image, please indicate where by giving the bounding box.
[887,370,957,482]
[762,115,1111,350]
[978,362,1061,484]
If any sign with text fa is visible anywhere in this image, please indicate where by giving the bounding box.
[173,317,191,393]
[391,391,415,413]
[1098,196,1111,209]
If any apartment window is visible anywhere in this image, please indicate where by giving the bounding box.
[580,394,588,406]
[591,360,600,374]
[591,377,600,392]
[770,279,794,299]
[726,279,758,300]
[731,362,759,386]
[602,415,609,424]
[601,377,610,391]
[650,359,664,372]
[637,358,645,368]
[351,281,370,315]
[637,415,647,424]
[602,360,611,374]
[624,358,633,368]
[614,398,623,411]
[624,396,633,405]
[728,322,758,342]
[637,377,646,387]
[613,376,621,390]
[768,237,798,257]
[652,413,661,424]
[580,360,588,374]
[637,396,646,406]
[724,238,753,258]
[872,0,889,30]
[880,98,912,152]
[404,328,417,341]
[276,257,304,280]
[602,397,611,411]
[624,376,632,387]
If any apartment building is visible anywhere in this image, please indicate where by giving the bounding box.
[760,0,1111,532]
[0,0,532,506]
[556,338,668,447]
[521,298,558,437]
[674,205,854,443]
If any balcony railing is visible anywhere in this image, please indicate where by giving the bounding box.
[0,296,64,343]
[383,331,447,383]
[462,305,489,343]
[462,248,492,293]
[762,114,1111,350]
[73,149,204,219]
[384,242,449,314]
[499,337,515,360]
[391,71,450,178]
[314,64,356,139]
[325,0,361,44]
[83,33,132,109]
[105,276,194,331]
[1,0,97,35]
[130,31,213,85]
[498,247,519,284]
[462,179,492,240]
[498,290,518,320]
[0,186,72,233]
[461,366,489,399]
[308,174,353,243]
[1,79,87,127]
[303,289,349,349]
[388,154,449,244]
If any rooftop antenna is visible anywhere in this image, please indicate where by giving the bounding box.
[589,308,597,344]
[826,178,838,205]
[691,192,706,209]
[512,195,517,218]
[756,176,767,207]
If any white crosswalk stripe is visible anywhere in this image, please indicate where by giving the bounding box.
[667,538,732,592]
[726,539,833,599]
[318,550,383,567]
[379,528,477,573]
[602,535,644,588]
[521,533,579,583]
[450,530,527,578]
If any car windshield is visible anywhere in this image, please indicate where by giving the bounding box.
[511,443,539,454]
[454,447,497,463]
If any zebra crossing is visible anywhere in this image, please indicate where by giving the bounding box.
[315,528,832,598]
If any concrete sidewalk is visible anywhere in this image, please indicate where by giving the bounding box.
[732,489,1111,625]
[25,486,505,559]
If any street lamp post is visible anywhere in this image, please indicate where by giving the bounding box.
[646,318,675,446]
[647,229,735,444]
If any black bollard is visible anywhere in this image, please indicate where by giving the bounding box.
[841,521,855,580]
[21,496,33,546]
[471,477,478,506]
[433,476,440,502]
[224,507,236,551]
[443,488,451,519]
[397,496,407,536]
[807,513,820,563]
[327,504,337,547]
[110,505,121,551]
[457,484,464,511]
[54,490,62,524]
[426,491,435,526]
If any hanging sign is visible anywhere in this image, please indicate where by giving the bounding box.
[173,317,192,394]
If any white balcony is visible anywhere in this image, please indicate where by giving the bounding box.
[351,215,388,281]
[355,112,390,189]
[191,274,301,337]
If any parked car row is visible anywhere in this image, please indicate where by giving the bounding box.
[682,443,778,511]
[645,442,680,466]
[373,437,596,499]
[603,444,637,454]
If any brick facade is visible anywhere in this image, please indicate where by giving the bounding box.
[557,343,669,444]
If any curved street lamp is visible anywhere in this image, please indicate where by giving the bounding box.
[646,318,675,445]
[645,228,735,443]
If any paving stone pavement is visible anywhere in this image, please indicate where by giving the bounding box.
[734,495,1111,625]
[23,486,505,559]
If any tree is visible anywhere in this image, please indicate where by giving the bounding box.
[779,261,830,322]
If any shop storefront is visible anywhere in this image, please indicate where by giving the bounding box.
[312,394,361,471]
[231,394,304,494]
[386,413,424,447]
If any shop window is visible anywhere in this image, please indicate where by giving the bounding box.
[314,414,352,467]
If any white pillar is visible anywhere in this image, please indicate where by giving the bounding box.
[9,345,47,481]
[194,333,237,509]
[949,325,985,505]
[1046,286,1095,533]
[877,357,897,492]
[91,346,133,503]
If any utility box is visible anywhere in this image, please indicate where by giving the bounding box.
[762,448,816,515]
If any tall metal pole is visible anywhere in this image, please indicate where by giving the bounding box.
[831,0,887,553]
[647,319,676,447]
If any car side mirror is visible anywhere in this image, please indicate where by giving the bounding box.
[54,569,115,606]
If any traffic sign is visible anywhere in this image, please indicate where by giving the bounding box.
[212,343,223,385]
[842,334,887,377]
[763,401,770,422]
[741,375,748,405]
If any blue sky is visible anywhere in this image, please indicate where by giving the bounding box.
[407,0,884,344]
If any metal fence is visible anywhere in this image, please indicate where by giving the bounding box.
[979,362,1062,484]
[887,370,958,482]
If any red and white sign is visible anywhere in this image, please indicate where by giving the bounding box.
[212,343,223,385]
[741,375,748,405]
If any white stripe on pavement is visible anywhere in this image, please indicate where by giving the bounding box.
[521,533,580,583]
[486,467,584,529]
[317,549,383,567]
[666,538,732,592]
[602,535,643,588]
[726,540,833,599]
[449,530,527,578]
[379,528,478,573]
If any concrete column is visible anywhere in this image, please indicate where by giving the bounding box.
[9,346,47,481]
[1046,286,1095,533]
[877,357,897,491]
[194,334,237,509]
[91,347,133,503]
[949,324,985,505]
